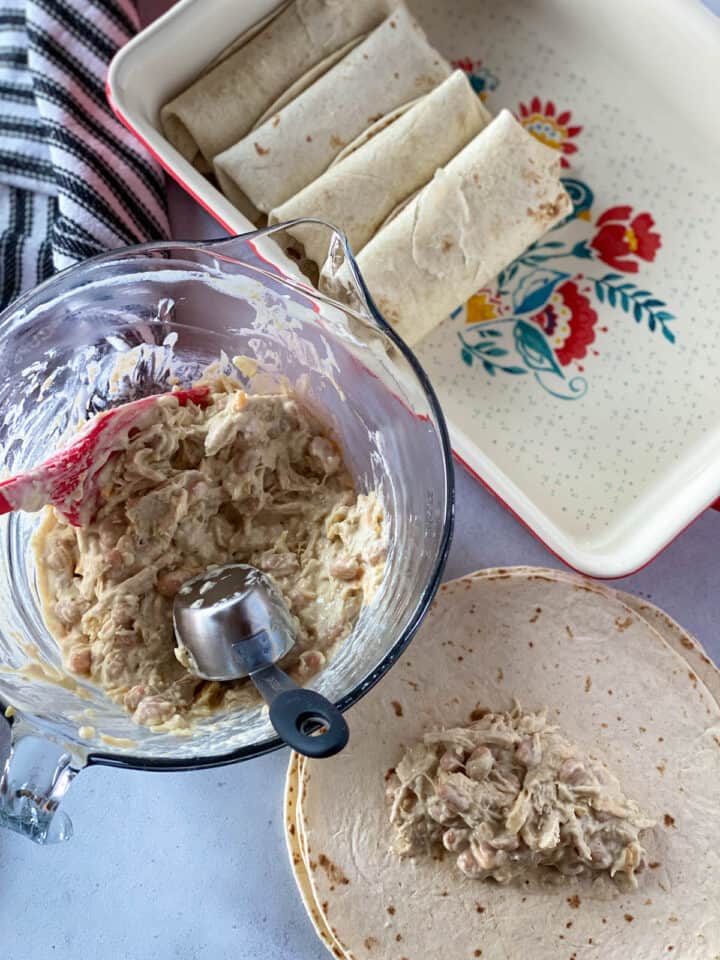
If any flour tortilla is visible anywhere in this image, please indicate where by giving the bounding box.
[294,568,720,960]
[327,97,422,168]
[283,754,341,955]
[269,71,492,265]
[213,6,452,214]
[160,0,390,164]
[285,570,720,960]
[250,36,363,132]
[203,1,293,72]
[337,108,571,345]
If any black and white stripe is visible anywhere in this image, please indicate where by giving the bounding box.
[0,0,169,308]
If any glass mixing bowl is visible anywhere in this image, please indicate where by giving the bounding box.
[0,221,453,843]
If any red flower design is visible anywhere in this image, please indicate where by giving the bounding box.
[590,206,662,273]
[533,280,598,366]
[517,97,582,168]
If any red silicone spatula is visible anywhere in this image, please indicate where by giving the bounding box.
[0,386,210,526]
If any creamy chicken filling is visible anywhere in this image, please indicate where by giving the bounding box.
[388,705,654,889]
[34,378,386,730]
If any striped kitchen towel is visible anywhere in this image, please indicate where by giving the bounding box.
[0,0,169,309]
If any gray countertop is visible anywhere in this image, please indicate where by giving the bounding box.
[3,2,718,955]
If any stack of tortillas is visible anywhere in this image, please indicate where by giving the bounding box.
[285,567,720,959]
[161,0,571,346]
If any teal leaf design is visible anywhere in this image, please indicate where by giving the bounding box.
[512,267,569,314]
[593,275,676,342]
[457,331,530,377]
[513,320,563,377]
[571,240,594,259]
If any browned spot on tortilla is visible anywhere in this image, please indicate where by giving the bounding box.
[387,905,396,915]
[396,933,402,942]
[639,725,647,733]
[389,18,396,27]
[332,948,343,959]
[607,689,613,695]
[680,636,693,650]
[663,814,676,828]
[309,859,317,871]
[364,937,378,950]
[441,238,454,253]
[528,640,534,648]
[470,705,488,721]
[271,115,280,127]
[474,951,483,957]
[567,895,581,909]
[566,921,573,929]
[441,890,448,897]
[321,900,328,912]
[624,914,634,923]
[289,823,295,835]
[656,762,666,775]
[658,735,664,742]
[405,680,419,691]
[431,848,446,861]
[529,607,542,624]
[496,668,504,681]
[366,113,382,124]
[253,142,269,156]
[526,195,570,223]
[601,918,607,924]
[391,700,403,717]
[649,861,661,869]
[306,135,312,143]
[318,853,349,885]
[701,654,711,665]
[644,898,652,906]
[584,676,592,692]
[385,767,396,781]
[565,625,574,639]
[615,615,633,632]
[688,670,698,685]
[600,722,608,729]
[292,852,300,864]
[475,903,485,913]
[330,135,345,149]
[588,939,593,945]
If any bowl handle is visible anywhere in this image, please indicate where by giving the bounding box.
[0,714,85,844]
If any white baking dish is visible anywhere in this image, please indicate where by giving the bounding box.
[107,0,720,578]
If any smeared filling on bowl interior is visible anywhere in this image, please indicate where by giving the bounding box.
[34,377,386,730]
[387,704,654,889]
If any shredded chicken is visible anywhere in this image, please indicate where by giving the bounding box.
[34,377,386,730]
[388,705,655,889]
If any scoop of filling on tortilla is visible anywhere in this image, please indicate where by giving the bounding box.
[387,704,655,889]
